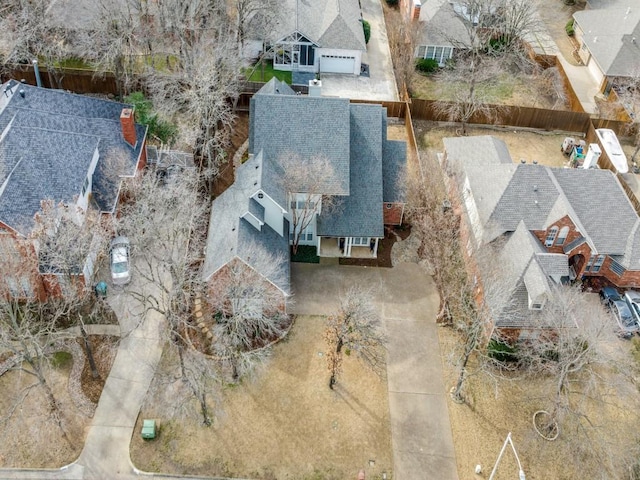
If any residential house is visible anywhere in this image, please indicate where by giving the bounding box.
[0,80,147,299]
[443,135,640,338]
[407,0,468,66]
[269,0,367,75]
[573,3,640,94]
[202,78,407,308]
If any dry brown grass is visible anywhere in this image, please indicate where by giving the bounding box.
[439,327,640,480]
[0,361,88,467]
[414,121,575,168]
[131,315,393,479]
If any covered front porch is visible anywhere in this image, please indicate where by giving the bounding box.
[317,236,379,258]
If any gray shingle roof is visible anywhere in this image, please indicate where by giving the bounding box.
[418,0,469,48]
[573,7,640,77]
[0,81,145,225]
[274,0,366,50]
[552,168,637,255]
[490,165,561,232]
[0,127,98,235]
[536,253,569,278]
[202,154,290,295]
[255,78,296,96]
[317,104,385,237]
[444,136,513,166]
[249,94,351,195]
[382,139,407,203]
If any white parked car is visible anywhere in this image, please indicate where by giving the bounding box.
[110,236,131,285]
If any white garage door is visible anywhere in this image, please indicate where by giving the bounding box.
[320,54,355,74]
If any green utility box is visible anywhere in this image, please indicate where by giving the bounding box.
[141,419,157,439]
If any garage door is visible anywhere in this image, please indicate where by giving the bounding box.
[320,54,355,74]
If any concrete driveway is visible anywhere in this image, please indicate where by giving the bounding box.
[291,262,459,480]
[319,0,399,101]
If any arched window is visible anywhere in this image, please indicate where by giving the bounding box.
[544,226,558,247]
[556,226,569,246]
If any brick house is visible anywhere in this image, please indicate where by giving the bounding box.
[0,80,148,299]
[443,135,640,338]
[202,78,407,310]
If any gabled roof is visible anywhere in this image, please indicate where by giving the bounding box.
[254,78,296,96]
[201,153,290,295]
[249,93,351,195]
[0,81,146,230]
[418,0,469,48]
[274,0,366,51]
[317,104,385,237]
[573,6,640,77]
[448,135,640,259]
[0,127,97,235]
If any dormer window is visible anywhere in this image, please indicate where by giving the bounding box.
[556,226,569,245]
[544,226,558,247]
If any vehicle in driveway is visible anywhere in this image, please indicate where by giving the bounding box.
[623,290,640,335]
[600,286,622,306]
[110,236,131,285]
[610,299,638,338]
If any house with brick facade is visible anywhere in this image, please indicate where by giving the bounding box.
[443,135,640,337]
[0,80,147,299]
[202,78,407,308]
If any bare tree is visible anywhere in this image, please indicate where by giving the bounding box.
[610,72,640,164]
[324,286,385,390]
[206,244,289,382]
[432,0,541,133]
[117,167,219,424]
[277,152,342,255]
[229,0,279,55]
[385,4,421,98]
[1,0,72,88]
[145,33,241,194]
[513,285,616,440]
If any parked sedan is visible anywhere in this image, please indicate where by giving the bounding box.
[600,286,622,306]
[610,299,638,338]
[110,236,131,285]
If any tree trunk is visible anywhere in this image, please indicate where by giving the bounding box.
[329,373,336,390]
[79,317,99,379]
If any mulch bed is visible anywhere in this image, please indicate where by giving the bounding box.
[213,113,249,197]
[339,225,412,268]
[80,335,119,403]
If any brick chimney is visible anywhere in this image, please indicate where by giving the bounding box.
[120,108,137,147]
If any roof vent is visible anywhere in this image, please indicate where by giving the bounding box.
[534,200,539,205]
[2,88,7,98]
[532,159,538,165]
[19,89,25,98]
[520,158,526,164]
[258,192,264,199]
[254,181,258,186]
[533,185,538,192]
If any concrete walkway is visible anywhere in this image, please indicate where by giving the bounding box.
[0,276,165,479]
[290,262,458,480]
[320,0,399,101]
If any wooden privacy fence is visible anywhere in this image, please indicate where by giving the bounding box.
[2,63,121,95]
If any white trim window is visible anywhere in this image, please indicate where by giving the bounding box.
[352,237,369,246]
[556,226,569,246]
[545,226,558,247]
[417,45,454,66]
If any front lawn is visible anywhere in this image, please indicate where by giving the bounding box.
[244,60,292,84]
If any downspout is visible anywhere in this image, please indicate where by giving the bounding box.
[32,60,42,88]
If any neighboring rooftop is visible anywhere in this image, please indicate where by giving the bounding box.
[0,81,145,230]
[573,6,640,77]
[274,0,366,50]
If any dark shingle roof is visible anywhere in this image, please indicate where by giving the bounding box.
[249,94,351,195]
[255,78,296,96]
[382,139,407,203]
[0,127,97,235]
[0,81,146,228]
[317,104,384,237]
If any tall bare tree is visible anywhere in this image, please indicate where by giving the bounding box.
[324,286,385,390]
[382,3,421,98]
[206,244,289,382]
[277,152,341,255]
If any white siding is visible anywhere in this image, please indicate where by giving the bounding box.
[252,190,285,236]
